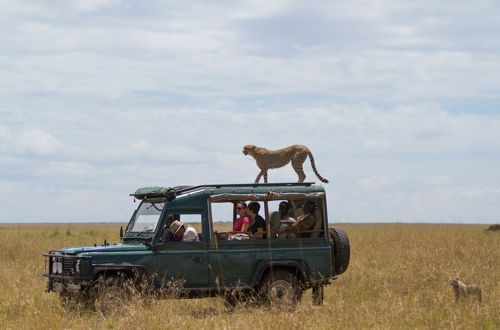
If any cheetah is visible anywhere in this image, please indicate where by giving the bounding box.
[450,279,482,302]
[243,145,329,184]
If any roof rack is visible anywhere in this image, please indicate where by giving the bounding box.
[174,182,315,196]
[130,182,316,200]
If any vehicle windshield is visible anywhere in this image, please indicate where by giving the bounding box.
[127,201,164,234]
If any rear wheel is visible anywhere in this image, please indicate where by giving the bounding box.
[223,288,257,310]
[259,269,302,309]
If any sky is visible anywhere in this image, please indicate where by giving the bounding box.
[1,0,499,223]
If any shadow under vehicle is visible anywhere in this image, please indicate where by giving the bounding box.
[43,182,350,312]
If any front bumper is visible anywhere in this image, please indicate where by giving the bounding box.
[43,251,92,293]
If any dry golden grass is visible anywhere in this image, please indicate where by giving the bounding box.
[0,223,498,329]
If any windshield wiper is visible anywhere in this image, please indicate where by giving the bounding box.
[146,203,163,212]
[132,230,155,237]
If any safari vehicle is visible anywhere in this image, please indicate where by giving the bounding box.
[43,183,350,311]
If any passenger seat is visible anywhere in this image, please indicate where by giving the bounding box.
[269,211,281,232]
[310,207,323,238]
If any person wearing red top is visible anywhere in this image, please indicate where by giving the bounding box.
[233,202,250,232]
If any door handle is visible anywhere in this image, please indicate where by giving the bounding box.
[192,257,204,263]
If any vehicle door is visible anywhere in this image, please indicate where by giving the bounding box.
[154,213,209,289]
[207,201,258,289]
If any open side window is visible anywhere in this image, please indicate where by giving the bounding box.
[160,213,204,243]
[208,192,326,241]
[210,202,235,234]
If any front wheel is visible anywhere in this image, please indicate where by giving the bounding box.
[93,277,132,315]
[259,269,303,309]
[59,291,92,311]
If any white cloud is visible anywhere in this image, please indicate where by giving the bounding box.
[357,176,398,190]
[34,161,94,177]
[428,175,453,186]
[0,0,121,15]
[0,127,61,156]
[72,0,121,12]
[18,129,62,155]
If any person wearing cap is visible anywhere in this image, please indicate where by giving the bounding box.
[168,220,200,242]
[278,201,296,232]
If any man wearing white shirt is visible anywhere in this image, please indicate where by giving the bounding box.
[168,220,200,242]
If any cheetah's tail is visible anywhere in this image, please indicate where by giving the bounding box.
[307,151,329,184]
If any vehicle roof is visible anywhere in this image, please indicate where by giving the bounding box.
[179,182,323,194]
[140,182,326,210]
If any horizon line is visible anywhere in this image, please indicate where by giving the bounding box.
[0,220,497,225]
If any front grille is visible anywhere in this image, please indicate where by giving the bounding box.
[63,258,74,275]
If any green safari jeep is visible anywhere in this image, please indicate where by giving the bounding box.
[43,182,350,311]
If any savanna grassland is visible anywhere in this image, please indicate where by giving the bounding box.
[0,223,498,329]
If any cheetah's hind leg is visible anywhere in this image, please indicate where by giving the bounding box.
[255,170,265,184]
[292,158,306,183]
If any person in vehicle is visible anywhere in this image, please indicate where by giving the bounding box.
[169,220,200,242]
[233,202,250,232]
[162,214,179,242]
[278,201,296,232]
[247,201,266,238]
[285,200,317,237]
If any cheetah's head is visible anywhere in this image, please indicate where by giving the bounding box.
[243,145,256,155]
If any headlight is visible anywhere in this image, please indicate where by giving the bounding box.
[56,261,63,274]
[75,260,81,275]
[52,259,58,274]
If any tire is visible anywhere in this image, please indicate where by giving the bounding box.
[329,227,350,275]
[259,269,303,309]
[93,277,132,315]
[223,288,257,310]
[59,291,92,311]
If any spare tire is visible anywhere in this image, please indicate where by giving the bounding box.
[329,227,350,275]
